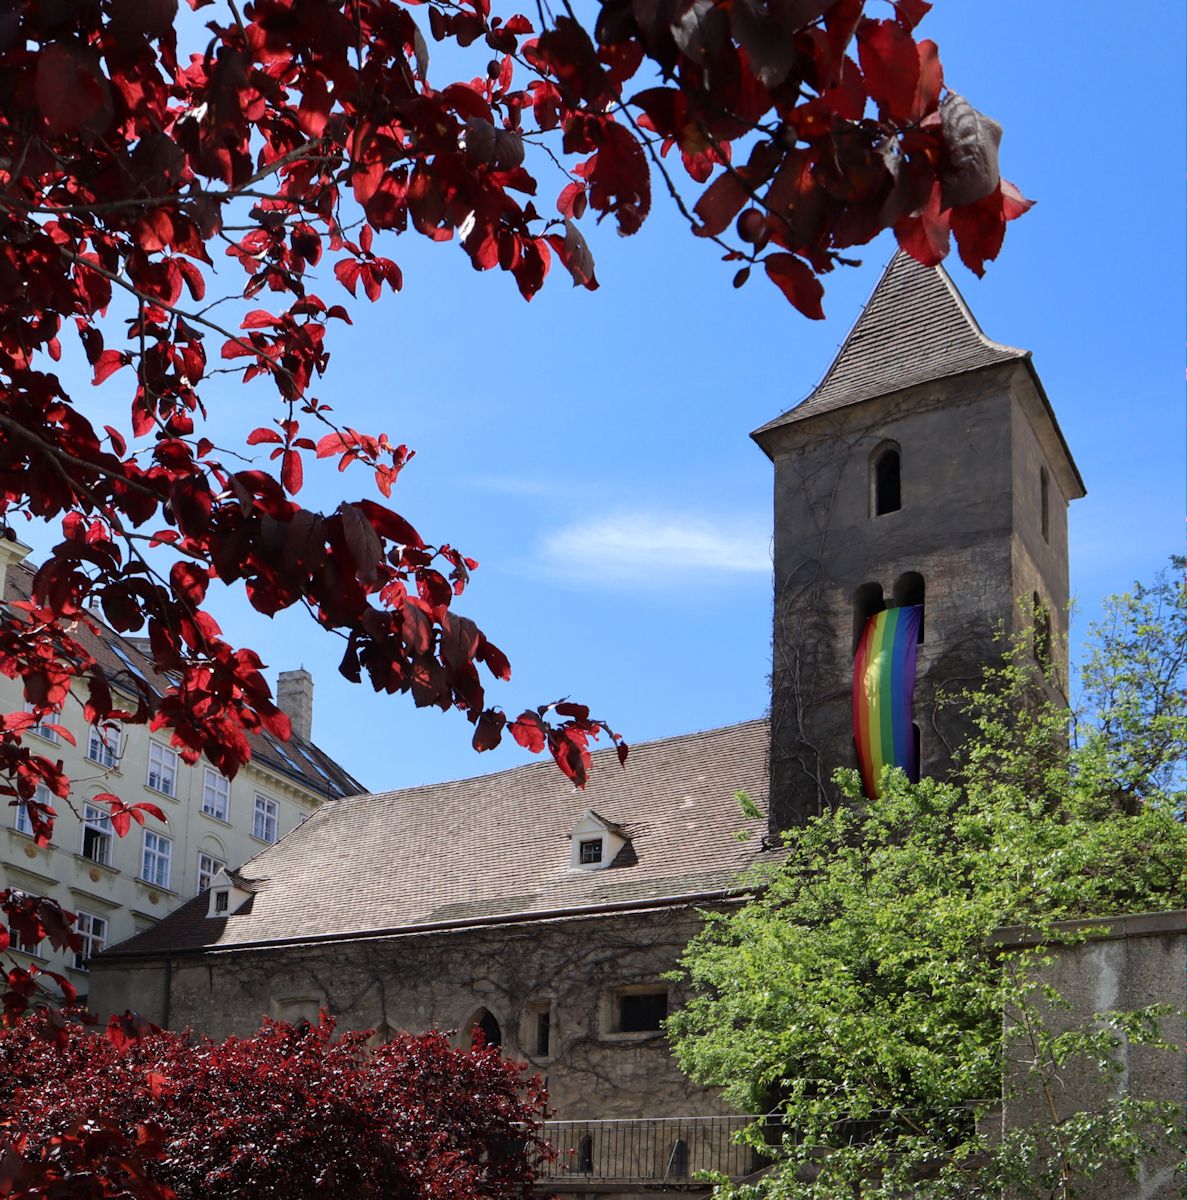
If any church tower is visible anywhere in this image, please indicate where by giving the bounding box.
[753,252,1085,832]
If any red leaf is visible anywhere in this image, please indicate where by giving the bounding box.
[134,802,168,823]
[93,349,128,385]
[35,42,113,136]
[246,427,283,445]
[693,172,749,238]
[912,39,942,120]
[764,254,825,320]
[472,709,506,752]
[335,259,362,296]
[508,711,547,753]
[281,450,303,495]
[894,179,949,266]
[857,18,919,122]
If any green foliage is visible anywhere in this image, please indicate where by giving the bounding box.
[668,564,1186,1199]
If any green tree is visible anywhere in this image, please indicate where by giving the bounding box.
[667,565,1186,1200]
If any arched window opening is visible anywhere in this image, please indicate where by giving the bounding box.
[892,572,925,644]
[1032,592,1051,669]
[666,1138,689,1179]
[468,1008,503,1050]
[577,1135,594,1175]
[870,444,902,516]
[1039,467,1050,543]
[912,724,922,783]
[853,582,886,654]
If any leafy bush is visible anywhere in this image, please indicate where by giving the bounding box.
[0,1013,547,1200]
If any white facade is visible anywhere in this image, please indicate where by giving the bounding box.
[0,540,358,1002]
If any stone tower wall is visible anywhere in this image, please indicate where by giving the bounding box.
[763,360,1073,832]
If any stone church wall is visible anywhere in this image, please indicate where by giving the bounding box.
[92,901,738,1122]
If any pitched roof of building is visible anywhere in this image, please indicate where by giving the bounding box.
[99,718,772,958]
[4,560,365,801]
[752,251,1029,437]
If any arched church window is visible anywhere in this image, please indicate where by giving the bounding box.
[892,572,925,644]
[468,1007,503,1050]
[1040,467,1050,543]
[666,1138,689,1179]
[853,582,885,654]
[577,1135,594,1174]
[870,443,901,516]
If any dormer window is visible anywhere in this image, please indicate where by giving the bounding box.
[568,810,629,872]
[579,838,603,865]
[205,866,254,918]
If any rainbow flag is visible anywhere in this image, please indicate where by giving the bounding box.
[853,605,923,799]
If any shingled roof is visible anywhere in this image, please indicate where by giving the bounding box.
[4,560,364,801]
[752,250,1029,437]
[99,718,772,958]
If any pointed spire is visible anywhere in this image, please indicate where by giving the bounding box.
[754,252,1028,438]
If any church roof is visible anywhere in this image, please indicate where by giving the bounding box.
[98,718,772,959]
[752,250,1029,438]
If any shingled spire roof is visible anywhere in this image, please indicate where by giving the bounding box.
[753,251,1029,437]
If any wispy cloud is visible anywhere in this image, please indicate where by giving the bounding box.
[535,511,771,586]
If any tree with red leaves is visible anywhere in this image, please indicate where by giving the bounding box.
[0,0,1028,1012]
[0,1011,549,1199]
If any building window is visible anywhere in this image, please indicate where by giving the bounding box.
[23,703,59,743]
[252,794,279,843]
[892,571,926,644]
[201,768,230,821]
[577,1135,594,1175]
[468,1008,502,1049]
[613,987,669,1033]
[870,443,901,516]
[74,911,107,971]
[196,851,224,895]
[146,742,178,797]
[853,582,886,653]
[667,1138,690,1179]
[81,803,114,867]
[141,830,172,889]
[6,891,39,955]
[12,784,50,837]
[1039,466,1050,543]
[86,724,121,769]
[578,838,603,865]
[214,889,230,914]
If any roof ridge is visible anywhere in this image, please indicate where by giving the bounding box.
[353,715,770,803]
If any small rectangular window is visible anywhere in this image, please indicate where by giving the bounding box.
[196,851,224,895]
[141,830,172,889]
[23,704,60,744]
[201,768,230,821]
[81,803,114,867]
[12,784,50,838]
[578,838,603,865]
[616,989,668,1033]
[74,911,107,971]
[535,1010,551,1057]
[146,742,178,797]
[252,794,278,843]
[86,724,121,769]
[214,890,229,914]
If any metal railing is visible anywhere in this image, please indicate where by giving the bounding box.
[537,1115,771,1185]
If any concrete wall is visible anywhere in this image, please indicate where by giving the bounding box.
[997,911,1185,1200]
[90,902,736,1123]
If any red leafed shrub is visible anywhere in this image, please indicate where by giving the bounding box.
[0,1013,548,1199]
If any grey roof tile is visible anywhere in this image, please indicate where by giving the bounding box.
[100,718,772,957]
[753,251,1028,437]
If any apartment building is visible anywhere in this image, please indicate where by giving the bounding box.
[0,537,363,1003]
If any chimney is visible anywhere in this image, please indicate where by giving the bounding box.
[277,668,314,742]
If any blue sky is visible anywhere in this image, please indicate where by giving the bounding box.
[23,3,1185,794]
